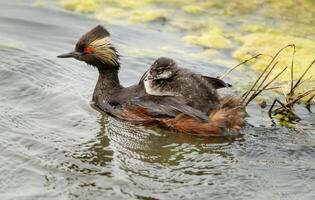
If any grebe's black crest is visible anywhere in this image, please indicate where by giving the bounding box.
[57,25,119,69]
[75,25,110,51]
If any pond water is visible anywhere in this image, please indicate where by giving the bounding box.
[0,1,315,200]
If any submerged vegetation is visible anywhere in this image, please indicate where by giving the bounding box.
[59,0,315,126]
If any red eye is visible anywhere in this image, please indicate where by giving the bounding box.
[84,47,92,54]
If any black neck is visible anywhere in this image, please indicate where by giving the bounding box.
[99,67,120,85]
[92,65,122,103]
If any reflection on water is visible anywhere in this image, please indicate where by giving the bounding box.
[60,115,315,200]
[0,1,315,200]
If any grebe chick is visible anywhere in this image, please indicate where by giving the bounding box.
[57,25,245,136]
[143,57,231,113]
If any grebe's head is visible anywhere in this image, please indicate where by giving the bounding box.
[147,57,177,80]
[57,25,119,69]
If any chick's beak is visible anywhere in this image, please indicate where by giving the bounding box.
[57,51,83,58]
[147,75,154,80]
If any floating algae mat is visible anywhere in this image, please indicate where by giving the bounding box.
[60,0,315,91]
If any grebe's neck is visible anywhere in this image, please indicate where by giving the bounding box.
[92,66,122,103]
[98,67,120,87]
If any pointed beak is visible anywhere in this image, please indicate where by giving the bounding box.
[57,51,83,58]
[147,75,154,80]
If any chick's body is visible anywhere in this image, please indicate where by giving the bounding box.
[143,57,228,114]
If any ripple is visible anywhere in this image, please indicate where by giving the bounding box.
[0,1,315,200]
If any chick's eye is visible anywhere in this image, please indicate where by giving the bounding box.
[84,47,92,54]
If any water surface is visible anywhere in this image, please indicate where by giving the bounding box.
[0,1,315,200]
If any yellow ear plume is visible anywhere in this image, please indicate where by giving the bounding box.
[89,37,119,66]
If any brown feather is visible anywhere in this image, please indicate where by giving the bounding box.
[114,96,245,137]
[162,111,226,136]
[218,96,246,132]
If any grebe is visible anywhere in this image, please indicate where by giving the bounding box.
[57,25,245,136]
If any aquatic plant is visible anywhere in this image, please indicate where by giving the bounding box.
[268,58,315,124]
[60,0,101,13]
[182,5,203,15]
[128,10,168,23]
[223,45,315,126]
[183,26,231,49]
[233,33,315,83]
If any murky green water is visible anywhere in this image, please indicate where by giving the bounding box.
[0,1,315,200]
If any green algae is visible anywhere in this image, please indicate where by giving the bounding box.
[263,0,315,25]
[170,19,210,33]
[274,113,295,128]
[241,24,283,35]
[182,5,203,15]
[183,26,231,49]
[233,33,315,83]
[128,10,168,23]
[61,0,100,13]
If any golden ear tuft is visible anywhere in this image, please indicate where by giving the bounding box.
[89,37,119,66]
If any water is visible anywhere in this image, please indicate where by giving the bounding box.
[0,1,315,200]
